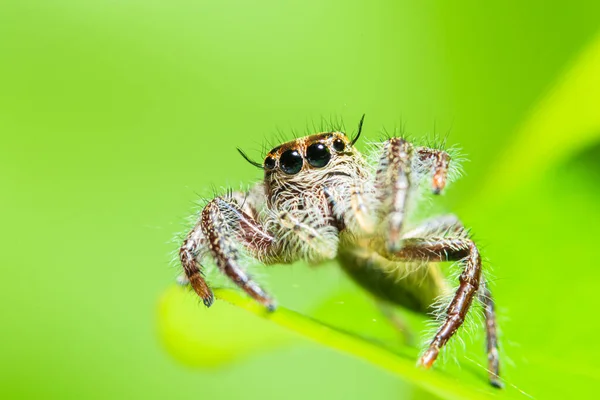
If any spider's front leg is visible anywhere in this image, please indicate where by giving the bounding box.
[375,138,413,251]
[180,192,277,310]
[374,139,451,249]
[179,225,214,307]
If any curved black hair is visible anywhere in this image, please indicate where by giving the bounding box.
[351,114,366,146]
[236,148,263,169]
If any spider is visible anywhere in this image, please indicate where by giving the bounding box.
[178,116,502,388]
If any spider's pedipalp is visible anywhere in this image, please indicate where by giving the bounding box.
[276,210,337,260]
[323,183,376,234]
[348,184,376,234]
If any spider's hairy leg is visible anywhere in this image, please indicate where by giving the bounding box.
[201,195,277,311]
[179,226,214,307]
[375,138,413,252]
[480,278,502,388]
[416,147,450,194]
[390,238,480,365]
[387,237,501,388]
[400,214,502,387]
[401,214,464,238]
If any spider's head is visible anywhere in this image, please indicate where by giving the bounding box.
[257,115,366,181]
[261,131,357,177]
[236,116,367,195]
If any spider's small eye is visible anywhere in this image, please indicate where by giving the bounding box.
[332,139,345,152]
[306,143,331,168]
[264,157,276,170]
[280,150,303,174]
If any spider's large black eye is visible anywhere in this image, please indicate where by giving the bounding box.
[264,156,276,170]
[280,149,303,174]
[306,143,331,168]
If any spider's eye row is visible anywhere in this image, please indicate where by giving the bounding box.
[332,139,345,152]
[264,156,276,170]
[280,149,303,174]
[306,143,331,168]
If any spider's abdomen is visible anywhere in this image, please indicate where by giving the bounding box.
[337,235,448,313]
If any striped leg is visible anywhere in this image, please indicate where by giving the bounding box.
[387,237,501,387]
[180,188,273,308]
[375,138,413,252]
[200,197,276,310]
[401,214,464,239]
[479,278,502,388]
[179,228,214,307]
[401,216,501,387]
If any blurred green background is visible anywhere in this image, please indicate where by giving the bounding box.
[2,1,600,399]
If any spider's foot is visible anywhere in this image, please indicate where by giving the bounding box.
[488,347,503,388]
[266,302,277,312]
[418,346,439,369]
[258,297,277,312]
[202,291,215,308]
[489,376,504,389]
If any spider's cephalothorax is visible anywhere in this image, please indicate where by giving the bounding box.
[179,118,502,388]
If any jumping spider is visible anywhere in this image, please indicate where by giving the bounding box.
[179,116,502,388]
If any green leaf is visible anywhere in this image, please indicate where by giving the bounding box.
[160,285,497,400]
[157,285,292,367]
